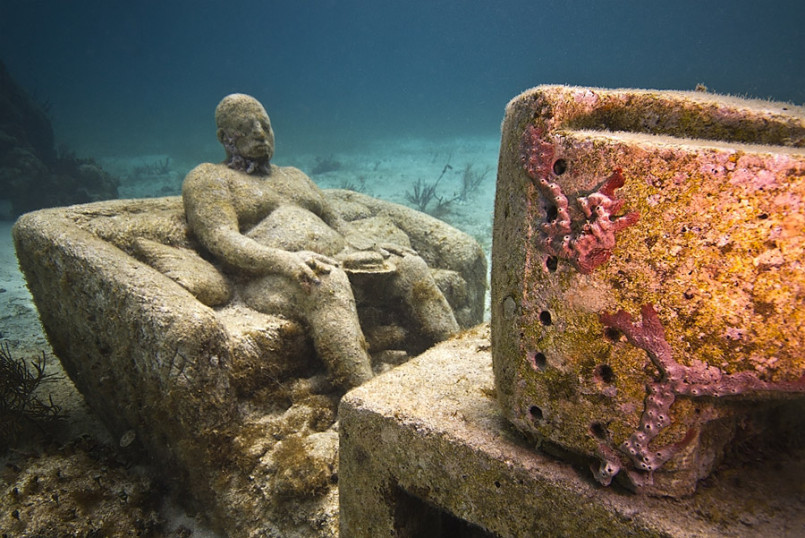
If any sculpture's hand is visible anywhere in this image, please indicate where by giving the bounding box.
[279,250,338,287]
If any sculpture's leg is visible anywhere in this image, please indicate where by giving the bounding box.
[304,268,373,390]
[239,271,372,390]
[393,255,459,343]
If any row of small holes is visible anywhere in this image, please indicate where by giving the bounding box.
[544,159,566,271]
[534,158,621,442]
[528,159,565,426]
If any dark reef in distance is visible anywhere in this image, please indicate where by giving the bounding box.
[0,60,118,218]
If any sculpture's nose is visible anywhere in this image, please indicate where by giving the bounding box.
[252,121,266,139]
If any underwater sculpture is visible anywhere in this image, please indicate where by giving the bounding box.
[183,94,459,389]
[492,85,805,497]
[13,95,486,535]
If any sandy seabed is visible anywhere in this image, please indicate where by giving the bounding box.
[0,135,500,536]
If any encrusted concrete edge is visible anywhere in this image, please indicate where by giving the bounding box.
[339,324,804,537]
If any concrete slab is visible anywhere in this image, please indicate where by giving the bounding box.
[339,324,805,537]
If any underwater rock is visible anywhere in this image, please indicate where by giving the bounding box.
[491,85,805,497]
[0,60,118,218]
[13,189,485,535]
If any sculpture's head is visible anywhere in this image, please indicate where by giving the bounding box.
[215,93,275,174]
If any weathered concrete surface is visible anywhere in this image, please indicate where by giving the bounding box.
[339,324,805,537]
[491,85,805,496]
[12,191,486,536]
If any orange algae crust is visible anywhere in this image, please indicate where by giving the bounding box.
[571,135,804,381]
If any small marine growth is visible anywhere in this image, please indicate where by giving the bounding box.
[130,157,171,180]
[521,124,639,274]
[405,163,453,213]
[0,342,66,451]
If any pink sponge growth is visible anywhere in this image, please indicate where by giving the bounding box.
[520,124,639,274]
[595,304,805,489]
[520,124,555,181]
[572,169,640,274]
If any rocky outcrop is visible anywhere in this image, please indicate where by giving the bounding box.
[0,60,117,218]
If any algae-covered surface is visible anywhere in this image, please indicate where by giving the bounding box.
[492,86,805,496]
[341,324,805,537]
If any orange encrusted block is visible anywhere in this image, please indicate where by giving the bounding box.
[491,85,805,496]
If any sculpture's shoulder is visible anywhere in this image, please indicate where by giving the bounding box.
[182,163,238,207]
[183,162,228,189]
[181,163,238,220]
[272,164,317,186]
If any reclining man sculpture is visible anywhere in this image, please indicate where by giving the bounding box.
[182,94,460,390]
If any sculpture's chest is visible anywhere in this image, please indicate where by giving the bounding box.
[231,173,324,222]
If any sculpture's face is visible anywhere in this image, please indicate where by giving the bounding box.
[229,113,275,162]
[216,94,276,163]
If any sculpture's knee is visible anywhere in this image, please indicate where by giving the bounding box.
[395,255,459,342]
[396,254,430,281]
[305,268,372,390]
[307,268,356,313]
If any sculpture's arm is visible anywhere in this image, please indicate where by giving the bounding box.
[182,167,333,284]
[330,214,377,251]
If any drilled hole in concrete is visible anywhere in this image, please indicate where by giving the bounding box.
[529,405,544,421]
[539,310,552,326]
[545,256,558,272]
[603,327,621,341]
[527,350,547,371]
[594,364,615,384]
[589,422,608,440]
[683,289,696,300]
[552,159,567,175]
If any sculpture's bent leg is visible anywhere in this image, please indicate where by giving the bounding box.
[304,268,373,390]
[240,270,372,390]
[394,255,460,343]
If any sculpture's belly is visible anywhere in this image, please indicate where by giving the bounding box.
[245,204,345,257]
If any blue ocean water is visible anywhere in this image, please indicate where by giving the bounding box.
[0,0,802,163]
